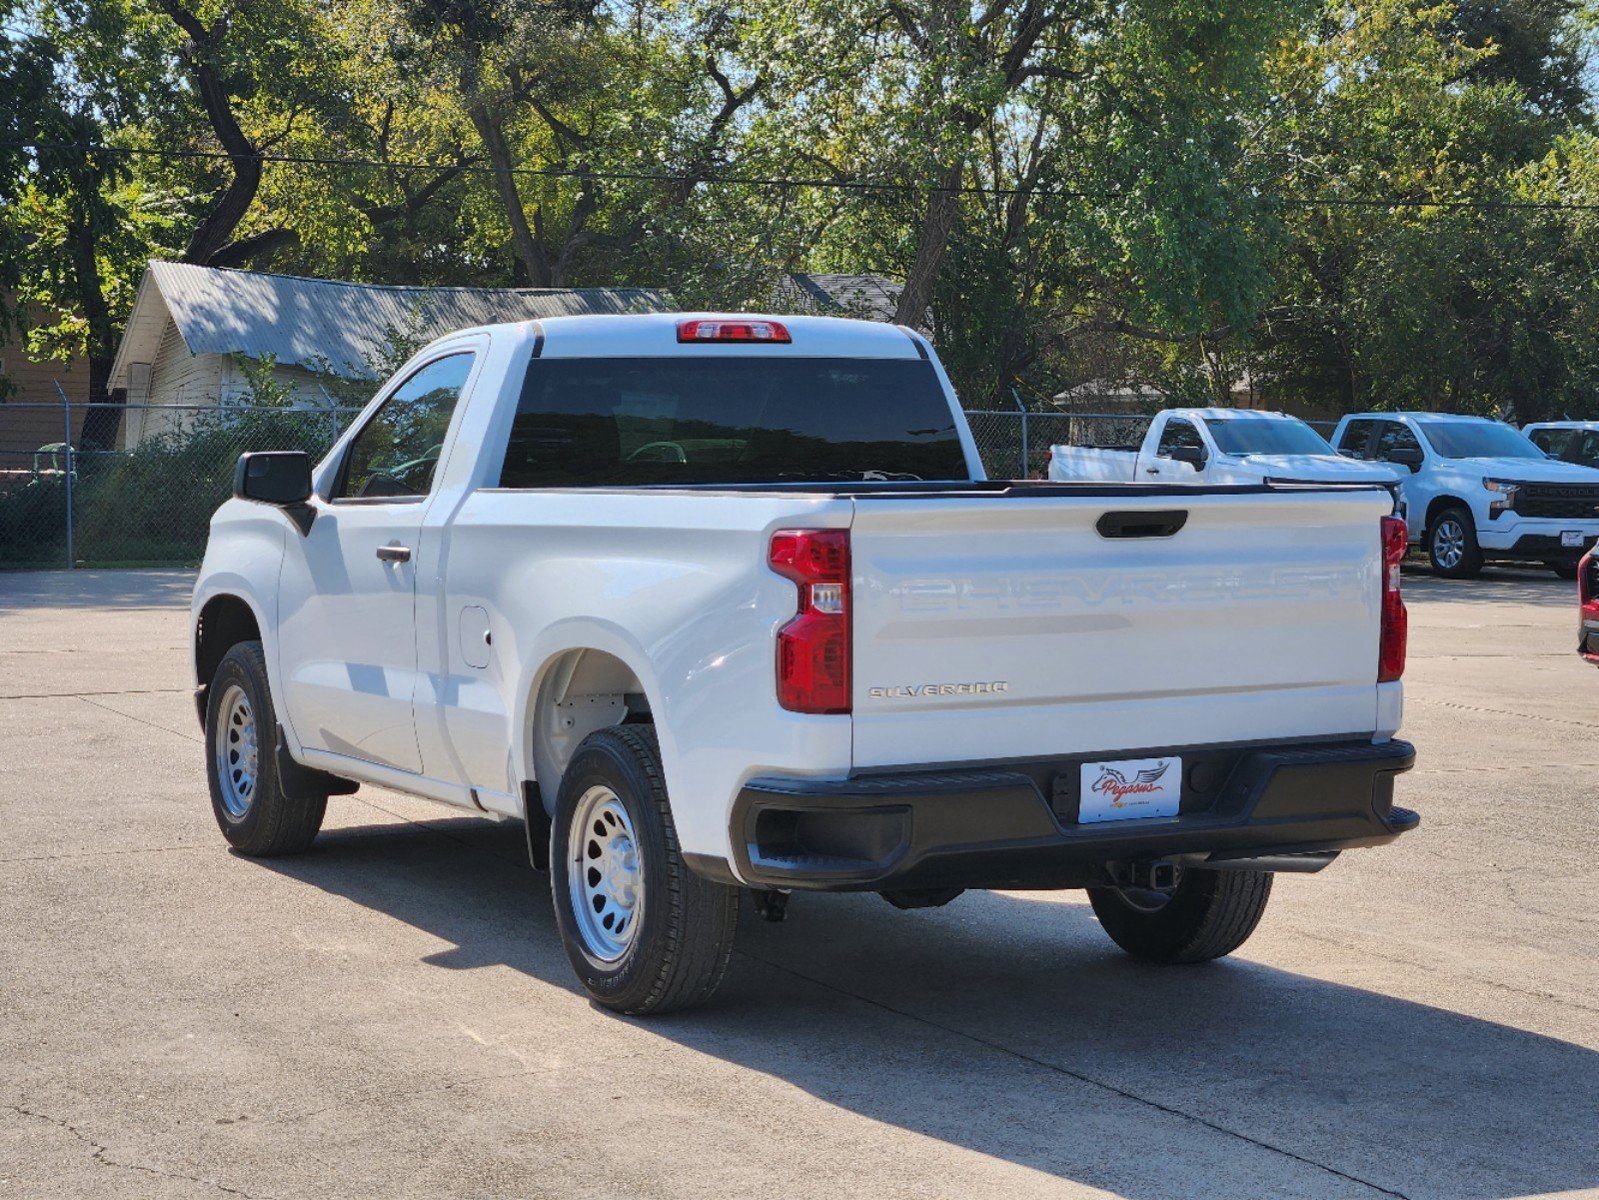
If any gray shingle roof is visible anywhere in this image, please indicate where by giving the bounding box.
[769,272,903,322]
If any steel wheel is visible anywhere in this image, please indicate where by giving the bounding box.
[567,784,644,962]
[214,683,259,818]
[1432,517,1466,571]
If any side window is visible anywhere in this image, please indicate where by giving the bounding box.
[1572,431,1599,466]
[1372,421,1421,462]
[1529,428,1571,458]
[1156,419,1203,457]
[1338,420,1376,459]
[337,354,475,500]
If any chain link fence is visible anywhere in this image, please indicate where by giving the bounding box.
[1,399,1346,569]
[1,402,361,569]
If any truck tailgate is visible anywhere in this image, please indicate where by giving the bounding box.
[848,488,1392,769]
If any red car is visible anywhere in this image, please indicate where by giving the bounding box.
[1580,551,1599,663]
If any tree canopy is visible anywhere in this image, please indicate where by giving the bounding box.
[2,0,1597,425]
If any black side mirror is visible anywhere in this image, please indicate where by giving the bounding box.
[234,452,315,534]
[1388,447,1424,471]
[235,451,311,504]
[1169,444,1206,468]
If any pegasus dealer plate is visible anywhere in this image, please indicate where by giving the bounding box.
[1079,756,1182,824]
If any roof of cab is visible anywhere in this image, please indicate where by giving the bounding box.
[1344,412,1500,423]
[491,312,925,360]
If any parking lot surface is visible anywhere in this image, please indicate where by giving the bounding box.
[2,567,1597,1199]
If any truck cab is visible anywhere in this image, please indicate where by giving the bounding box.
[1332,412,1599,579]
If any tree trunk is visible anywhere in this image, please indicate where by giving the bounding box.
[894,161,965,327]
[76,354,120,451]
[469,101,552,287]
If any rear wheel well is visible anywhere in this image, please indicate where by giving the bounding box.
[530,649,651,816]
[195,595,261,724]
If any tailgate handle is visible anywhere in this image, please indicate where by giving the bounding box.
[1096,510,1188,539]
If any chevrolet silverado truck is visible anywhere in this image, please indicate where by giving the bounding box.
[1332,412,1599,579]
[192,313,1417,1015]
[1050,408,1403,492]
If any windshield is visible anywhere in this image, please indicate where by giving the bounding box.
[497,356,971,487]
[1419,421,1547,460]
[1205,416,1335,456]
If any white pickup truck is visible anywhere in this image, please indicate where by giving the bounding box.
[1332,412,1599,579]
[192,314,1417,1014]
[1050,408,1404,490]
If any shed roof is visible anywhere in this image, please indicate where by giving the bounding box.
[110,262,673,389]
[770,272,903,322]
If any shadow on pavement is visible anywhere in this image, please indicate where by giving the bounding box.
[0,568,195,610]
[1402,565,1576,607]
[260,815,1599,1200]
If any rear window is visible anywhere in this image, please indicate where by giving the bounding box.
[496,356,970,487]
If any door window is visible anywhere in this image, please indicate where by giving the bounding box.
[337,354,475,500]
[1528,428,1572,458]
[1156,419,1204,458]
[1338,420,1377,459]
[1372,421,1421,463]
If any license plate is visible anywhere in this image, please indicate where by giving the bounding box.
[1079,756,1182,823]
[1563,530,1585,548]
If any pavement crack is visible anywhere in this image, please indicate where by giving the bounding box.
[75,694,204,744]
[282,1063,567,1124]
[0,686,189,699]
[736,952,1411,1199]
[5,1100,264,1198]
[1410,696,1599,732]
[0,844,197,865]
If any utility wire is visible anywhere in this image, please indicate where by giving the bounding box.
[6,137,1599,212]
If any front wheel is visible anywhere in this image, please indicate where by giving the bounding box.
[204,640,327,856]
[551,725,739,1015]
[1088,867,1273,964]
[1426,505,1483,578]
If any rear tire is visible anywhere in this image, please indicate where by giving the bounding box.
[1426,505,1483,578]
[551,725,739,1015]
[1548,561,1580,581]
[204,641,327,856]
[1088,868,1272,964]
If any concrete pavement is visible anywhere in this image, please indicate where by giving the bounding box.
[2,567,1596,1199]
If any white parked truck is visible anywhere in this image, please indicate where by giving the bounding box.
[1332,412,1599,579]
[1050,408,1403,490]
[192,314,1417,1014]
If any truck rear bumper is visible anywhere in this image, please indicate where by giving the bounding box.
[730,738,1416,891]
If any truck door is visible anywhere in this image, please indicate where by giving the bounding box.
[1145,416,1208,481]
[276,353,476,775]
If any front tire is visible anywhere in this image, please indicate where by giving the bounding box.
[1088,868,1272,964]
[551,725,739,1015]
[204,641,326,856]
[1426,505,1483,578]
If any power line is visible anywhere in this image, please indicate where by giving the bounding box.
[7,137,1599,212]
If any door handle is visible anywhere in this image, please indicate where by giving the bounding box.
[1144,467,1160,475]
[376,544,412,563]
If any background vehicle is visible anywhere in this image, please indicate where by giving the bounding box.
[192,314,1417,1015]
[1524,421,1599,468]
[1580,552,1599,664]
[1332,413,1599,579]
[1050,409,1403,491]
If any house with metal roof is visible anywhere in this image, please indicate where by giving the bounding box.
[108,263,904,445]
[108,263,673,445]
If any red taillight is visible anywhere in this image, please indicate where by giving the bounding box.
[677,318,791,344]
[1379,515,1408,683]
[769,529,850,713]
